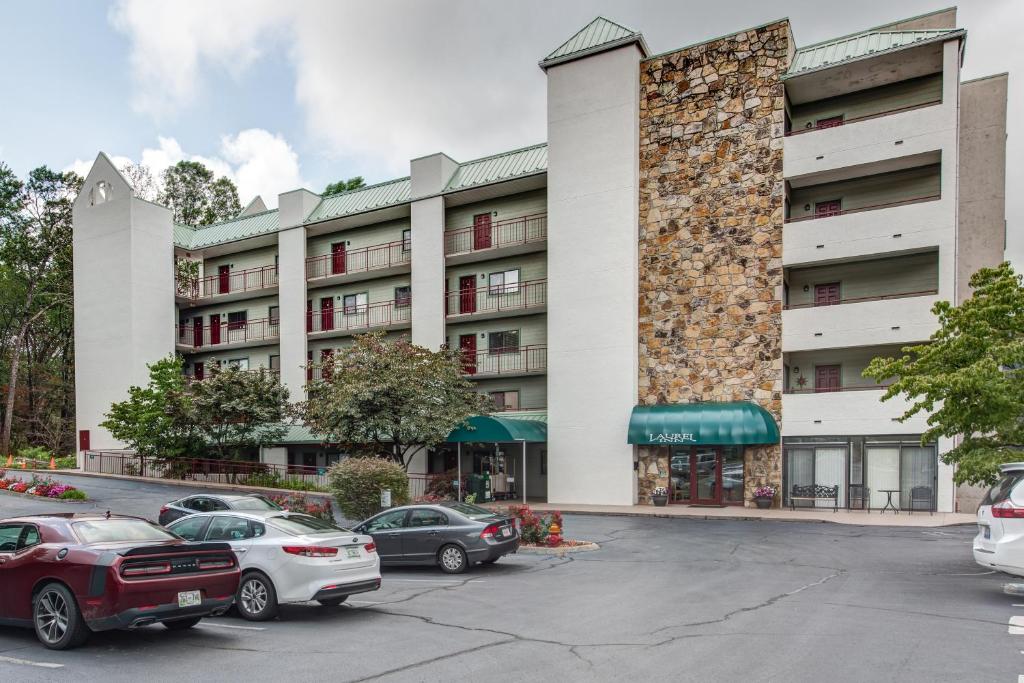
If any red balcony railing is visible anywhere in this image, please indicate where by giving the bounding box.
[461,345,547,377]
[784,100,942,137]
[784,382,890,395]
[305,239,411,280]
[446,278,546,317]
[785,195,940,223]
[176,317,279,349]
[784,289,938,310]
[445,213,547,256]
[307,299,411,334]
[185,368,280,383]
[177,264,278,300]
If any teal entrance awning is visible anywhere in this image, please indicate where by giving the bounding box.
[446,415,547,443]
[627,402,779,446]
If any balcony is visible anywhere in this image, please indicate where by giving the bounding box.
[461,345,547,378]
[445,213,547,265]
[782,294,939,352]
[307,300,411,338]
[177,264,278,305]
[782,390,929,437]
[185,368,280,383]
[445,279,546,321]
[176,317,279,352]
[785,194,939,225]
[306,239,411,286]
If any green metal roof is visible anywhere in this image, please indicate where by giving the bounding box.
[786,29,962,78]
[444,144,547,193]
[173,209,280,250]
[540,17,648,69]
[306,177,411,224]
[627,402,779,446]
[446,415,547,443]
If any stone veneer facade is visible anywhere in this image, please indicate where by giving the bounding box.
[637,21,790,507]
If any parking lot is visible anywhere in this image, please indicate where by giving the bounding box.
[0,474,1019,681]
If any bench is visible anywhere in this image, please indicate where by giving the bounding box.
[789,484,839,512]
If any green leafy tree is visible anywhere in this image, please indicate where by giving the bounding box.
[864,262,1024,486]
[158,161,241,227]
[328,457,410,520]
[300,332,492,470]
[323,177,365,195]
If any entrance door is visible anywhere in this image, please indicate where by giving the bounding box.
[192,316,203,347]
[815,365,841,393]
[669,451,691,504]
[669,447,723,505]
[209,314,221,345]
[218,265,230,294]
[320,297,334,331]
[331,242,346,275]
[459,334,477,374]
[473,213,492,250]
[459,275,476,314]
[814,282,840,306]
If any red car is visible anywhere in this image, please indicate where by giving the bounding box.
[0,513,240,649]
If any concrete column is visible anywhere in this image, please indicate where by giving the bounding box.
[277,189,319,401]
[409,153,458,349]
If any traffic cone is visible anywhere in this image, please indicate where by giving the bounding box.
[49,456,56,470]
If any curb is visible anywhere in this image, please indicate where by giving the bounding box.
[517,541,600,555]
[528,508,976,528]
[34,469,333,500]
[0,488,89,504]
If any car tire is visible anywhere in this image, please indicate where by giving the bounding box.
[437,544,468,574]
[162,616,202,630]
[317,597,347,607]
[32,583,90,650]
[236,571,278,621]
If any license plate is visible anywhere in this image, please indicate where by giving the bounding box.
[501,527,512,538]
[177,590,201,608]
[346,547,360,559]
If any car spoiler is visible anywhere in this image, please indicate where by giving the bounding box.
[119,542,233,557]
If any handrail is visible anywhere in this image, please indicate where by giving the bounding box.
[445,278,547,317]
[305,238,411,280]
[785,195,940,223]
[445,213,547,256]
[176,316,280,348]
[784,383,889,395]
[784,100,942,137]
[460,345,548,376]
[784,289,937,310]
[307,299,411,334]
[178,263,278,300]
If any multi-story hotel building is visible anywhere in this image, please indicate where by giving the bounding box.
[72,7,1008,512]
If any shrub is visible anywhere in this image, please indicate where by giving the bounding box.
[59,489,87,500]
[508,504,564,545]
[328,457,409,521]
[18,446,50,463]
[55,455,77,469]
[240,470,327,493]
[267,493,332,520]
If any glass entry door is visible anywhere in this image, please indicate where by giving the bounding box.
[669,446,722,505]
[669,450,691,504]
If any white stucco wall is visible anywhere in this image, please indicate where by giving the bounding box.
[545,45,641,506]
[410,196,446,349]
[277,189,319,400]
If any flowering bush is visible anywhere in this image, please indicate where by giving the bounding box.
[267,493,333,521]
[413,493,445,504]
[0,476,85,499]
[753,485,776,499]
[508,504,565,546]
[9,482,28,493]
[652,486,668,496]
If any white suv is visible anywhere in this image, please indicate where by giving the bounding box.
[168,510,380,620]
[974,463,1024,577]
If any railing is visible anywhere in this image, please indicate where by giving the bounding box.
[446,278,547,317]
[445,213,547,256]
[177,317,279,349]
[784,383,890,395]
[305,239,411,280]
[784,289,938,310]
[461,345,547,377]
[177,264,278,300]
[784,100,942,137]
[184,368,280,383]
[307,300,411,334]
[785,195,940,223]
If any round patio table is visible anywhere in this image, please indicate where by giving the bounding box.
[878,489,900,514]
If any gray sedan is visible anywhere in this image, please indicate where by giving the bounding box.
[353,502,519,574]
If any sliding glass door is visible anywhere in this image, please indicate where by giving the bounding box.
[784,446,847,508]
[900,445,937,509]
[866,446,900,509]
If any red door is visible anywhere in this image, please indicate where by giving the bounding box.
[473,213,492,250]
[331,242,346,275]
[306,300,313,332]
[194,362,204,380]
[816,115,843,129]
[459,275,476,314]
[815,365,841,393]
[815,199,841,218]
[814,282,841,306]
[209,314,221,345]
[306,351,313,382]
[192,316,203,347]
[320,349,333,377]
[320,297,334,331]
[459,334,477,374]
[218,265,230,294]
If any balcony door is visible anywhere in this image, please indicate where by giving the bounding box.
[459,276,476,314]
[459,334,477,374]
[320,297,334,331]
[209,314,221,345]
[815,199,841,218]
[815,365,840,393]
[473,213,492,251]
[192,316,203,347]
[814,282,840,306]
[218,265,230,294]
[331,242,346,275]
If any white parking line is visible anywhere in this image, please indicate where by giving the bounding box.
[1009,616,1024,635]
[385,579,485,583]
[197,622,266,631]
[0,655,63,669]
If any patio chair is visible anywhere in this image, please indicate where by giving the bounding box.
[848,484,870,512]
[909,485,933,515]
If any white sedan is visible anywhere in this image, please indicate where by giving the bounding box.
[168,510,380,620]
[974,463,1024,577]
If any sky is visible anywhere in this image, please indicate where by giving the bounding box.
[0,0,1019,263]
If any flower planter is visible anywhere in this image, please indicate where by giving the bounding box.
[754,497,772,510]
[651,494,668,507]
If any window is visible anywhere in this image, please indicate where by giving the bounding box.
[231,495,282,511]
[0,525,22,552]
[343,292,368,314]
[488,330,519,354]
[206,516,254,541]
[362,509,407,533]
[267,514,347,535]
[90,180,112,206]
[73,519,177,544]
[408,509,448,528]
[227,358,249,371]
[269,306,280,325]
[270,355,280,372]
[227,311,247,331]
[169,516,210,541]
[395,286,411,307]
[179,319,187,339]
[488,269,520,295]
[489,390,520,411]
[17,525,39,550]
[402,228,411,252]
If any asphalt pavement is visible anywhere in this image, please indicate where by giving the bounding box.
[0,473,1017,682]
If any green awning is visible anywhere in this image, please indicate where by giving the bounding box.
[446,415,547,443]
[627,402,779,446]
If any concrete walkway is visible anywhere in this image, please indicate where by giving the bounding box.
[487,501,977,527]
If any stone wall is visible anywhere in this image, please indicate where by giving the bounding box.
[638,22,790,506]
[637,446,669,504]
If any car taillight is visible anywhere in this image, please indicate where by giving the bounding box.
[122,561,172,577]
[364,542,376,554]
[282,546,339,557]
[159,506,168,515]
[480,523,500,539]
[198,558,235,570]
[991,501,1024,518]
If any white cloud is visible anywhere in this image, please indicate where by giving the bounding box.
[66,129,305,209]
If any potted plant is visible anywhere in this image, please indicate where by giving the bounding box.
[753,485,776,509]
[651,486,669,507]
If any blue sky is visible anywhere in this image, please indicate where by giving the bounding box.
[0,0,1020,264]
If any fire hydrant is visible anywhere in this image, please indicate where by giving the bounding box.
[546,522,562,547]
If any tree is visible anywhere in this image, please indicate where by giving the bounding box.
[118,162,158,202]
[158,160,241,227]
[864,262,1024,487]
[323,177,365,195]
[328,457,410,520]
[299,332,492,470]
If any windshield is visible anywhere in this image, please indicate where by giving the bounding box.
[268,514,348,536]
[74,519,178,544]
[231,496,283,511]
[440,502,499,521]
[982,471,1024,506]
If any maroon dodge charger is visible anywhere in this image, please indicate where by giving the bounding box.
[0,513,240,649]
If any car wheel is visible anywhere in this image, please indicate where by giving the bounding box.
[33,583,90,650]
[437,544,468,574]
[236,571,278,621]
[162,616,202,630]
[317,597,347,607]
